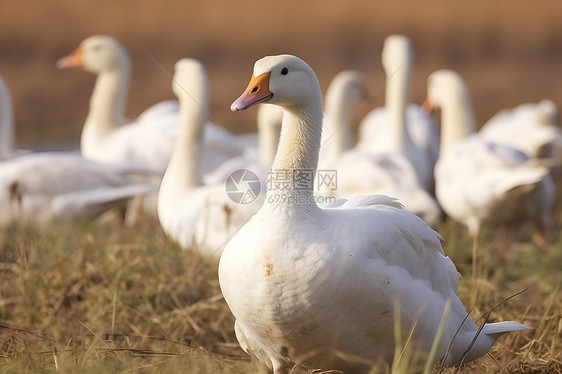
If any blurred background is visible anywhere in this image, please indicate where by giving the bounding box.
[1,0,561,148]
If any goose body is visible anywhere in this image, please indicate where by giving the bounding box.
[330,150,442,227]
[157,59,262,261]
[479,99,562,159]
[356,35,439,192]
[58,35,241,174]
[0,152,156,227]
[219,55,531,374]
[358,104,439,167]
[426,70,555,236]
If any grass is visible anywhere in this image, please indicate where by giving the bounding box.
[0,206,560,373]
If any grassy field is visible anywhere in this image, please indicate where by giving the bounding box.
[0,205,560,373]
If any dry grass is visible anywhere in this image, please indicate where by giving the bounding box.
[0,216,254,373]
[0,204,560,373]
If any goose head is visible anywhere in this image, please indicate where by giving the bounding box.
[325,70,366,113]
[381,34,413,77]
[424,69,476,148]
[231,54,321,111]
[423,69,468,113]
[172,58,209,107]
[57,35,129,74]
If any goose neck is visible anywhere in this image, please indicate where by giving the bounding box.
[320,90,352,165]
[440,90,476,152]
[266,103,323,210]
[385,64,412,148]
[0,82,14,159]
[163,95,205,188]
[83,68,129,140]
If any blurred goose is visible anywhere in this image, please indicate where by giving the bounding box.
[317,70,441,227]
[0,75,29,160]
[0,73,156,225]
[157,59,262,261]
[0,75,15,160]
[317,70,366,170]
[57,35,242,173]
[219,54,531,374]
[0,152,156,227]
[425,70,555,243]
[356,35,439,192]
[479,99,562,159]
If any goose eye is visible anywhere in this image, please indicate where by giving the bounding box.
[281,67,288,75]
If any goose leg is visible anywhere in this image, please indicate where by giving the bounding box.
[470,232,479,306]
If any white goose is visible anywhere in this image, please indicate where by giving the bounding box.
[0,152,156,227]
[425,70,555,242]
[0,75,15,160]
[0,73,156,226]
[157,58,263,261]
[0,75,28,160]
[57,35,242,174]
[219,55,531,374]
[317,70,441,227]
[317,70,366,170]
[479,99,562,159]
[356,35,439,192]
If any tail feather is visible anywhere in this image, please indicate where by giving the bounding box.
[483,321,534,336]
[496,166,548,197]
[447,321,533,366]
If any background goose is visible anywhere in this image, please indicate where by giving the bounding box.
[0,75,29,160]
[0,75,15,160]
[0,73,156,226]
[0,152,156,227]
[220,54,531,374]
[479,99,562,159]
[425,69,555,260]
[317,70,367,170]
[157,58,262,262]
[356,35,439,192]
[57,35,242,174]
[317,69,442,227]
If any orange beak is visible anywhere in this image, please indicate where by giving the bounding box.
[231,72,273,111]
[421,94,434,114]
[56,46,84,69]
